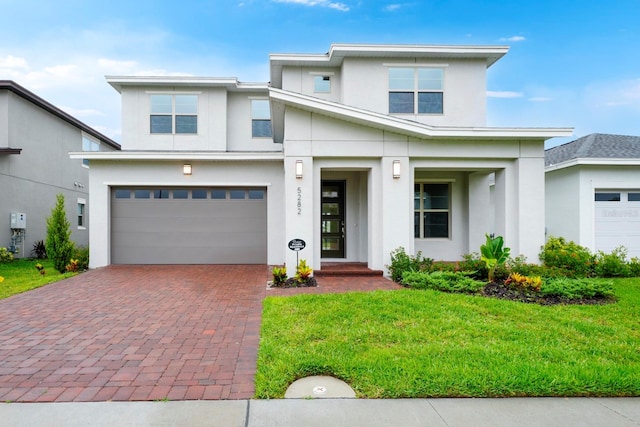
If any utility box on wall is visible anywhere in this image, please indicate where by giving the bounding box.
[10,212,26,229]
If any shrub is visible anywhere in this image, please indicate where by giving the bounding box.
[505,272,542,292]
[387,247,433,283]
[401,270,485,294]
[629,257,640,277]
[593,246,631,277]
[459,252,509,281]
[540,277,614,300]
[539,237,594,277]
[295,259,313,284]
[272,265,287,286]
[46,194,75,273]
[65,259,79,273]
[0,247,14,263]
[480,234,510,282]
[30,240,47,260]
[74,247,90,271]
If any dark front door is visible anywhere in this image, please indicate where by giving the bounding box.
[321,180,346,258]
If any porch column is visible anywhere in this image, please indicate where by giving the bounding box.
[515,157,546,262]
[284,156,314,276]
[379,157,413,273]
[493,166,518,254]
[468,172,493,253]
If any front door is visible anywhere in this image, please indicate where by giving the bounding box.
[321,180,346,258]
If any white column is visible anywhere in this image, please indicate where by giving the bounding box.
[284,156,314,276]
[468,172,492,253]
[516,157,546,262]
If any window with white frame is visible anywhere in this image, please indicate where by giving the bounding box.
[414,183,449,238]
[81,136,100,167]
[389,67,444,114]
[150,94,198,134]
[251,99,272,138]
[77,199,86,228]
[314,75,331,93]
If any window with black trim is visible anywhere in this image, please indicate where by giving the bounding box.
[414,183,450,238]
[150,94,198,134]
[389,67,443,114]
[77,200,86,228]
[251,99,272,138]
[594,192,620,202]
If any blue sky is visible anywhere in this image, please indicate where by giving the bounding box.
[1,0,639,147]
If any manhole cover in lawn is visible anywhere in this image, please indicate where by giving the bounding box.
[284,376,356,399]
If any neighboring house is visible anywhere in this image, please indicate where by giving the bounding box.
[545,133,640,258]
[0,80,120,258]
[76,44,571,272]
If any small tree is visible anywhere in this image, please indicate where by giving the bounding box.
[46,194,75,273]
[480,234,510,282]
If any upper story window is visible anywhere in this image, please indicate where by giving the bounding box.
[150,94,198,134]
[389,67,444,115]
[251,99,272,138]
[82,136,100,167]
[314,75,331,93]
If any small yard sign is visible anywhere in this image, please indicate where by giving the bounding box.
[288,239,306,251]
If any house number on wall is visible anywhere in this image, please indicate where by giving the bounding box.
[297,187,302,215]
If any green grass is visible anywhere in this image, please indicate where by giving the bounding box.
[0,259,76,300]
[256,279,640,398]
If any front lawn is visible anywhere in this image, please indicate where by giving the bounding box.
[255,279,640,398]
[0,259,76,300]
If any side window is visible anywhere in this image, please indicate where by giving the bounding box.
[77,199,86,228]
[82,136,100,167]
[251,99,272,138]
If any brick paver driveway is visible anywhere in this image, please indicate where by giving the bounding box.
[0,265,398,402]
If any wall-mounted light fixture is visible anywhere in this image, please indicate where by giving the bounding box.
[183,164,192,175]
[392,160,401,179]
[295,160,303,179]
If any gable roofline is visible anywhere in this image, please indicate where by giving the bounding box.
[269,88,573,144]
[0,80,120,150]
[545,133,640,171]
[270,43,509,88]
[106,76,269,93]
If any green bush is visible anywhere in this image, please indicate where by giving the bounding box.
[401,270,485,294]
[46,194,75,274]
[387,247,433,283]
[508,255,569,278]
[458,252,509,281]
[629,258,640,277]
[594,247,631,277]
[0,247,14,263]
[539,237,594,277]
[540,277,614,300]
[74,247,90,271]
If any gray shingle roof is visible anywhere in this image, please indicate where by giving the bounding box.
[545,133,640,166]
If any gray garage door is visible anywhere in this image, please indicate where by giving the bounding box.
[111,187,267,264]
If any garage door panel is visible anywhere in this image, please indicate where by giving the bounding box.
[111,187,267,264]
[595,190,640,258]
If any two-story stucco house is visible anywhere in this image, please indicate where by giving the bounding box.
[1,80,120,257]
[76,44,572,272]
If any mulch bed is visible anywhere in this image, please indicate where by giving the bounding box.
[482,282,615,305]
[268,277,318,288]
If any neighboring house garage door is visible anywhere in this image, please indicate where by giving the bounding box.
[594,190,640,258]
[111,187,267,264]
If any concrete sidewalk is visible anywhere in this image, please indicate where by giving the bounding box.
[1,397,639,427]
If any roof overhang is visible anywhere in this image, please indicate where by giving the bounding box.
[270,43,509,88]
[0,148,22,155]
[0,80,120,150]
[546,158,640,172]
[106,76,269,93]
[269,88,573,144]
[70,151,284,161]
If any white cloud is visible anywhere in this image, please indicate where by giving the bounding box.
[585,78,640,110]
[0,55,29,69]
[487,90,524,98]
[528,96,553,102]
[499,36,526,42]
[98,58,139,74]
[272,0,349,11]
[384,4,401,11]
